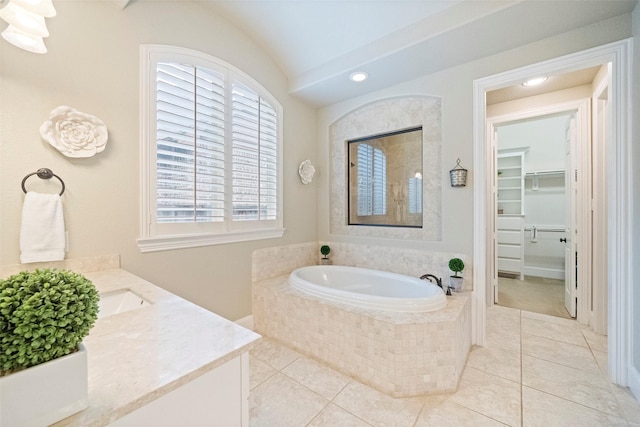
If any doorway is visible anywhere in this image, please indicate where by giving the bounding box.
[471,39,633,387]
[493,112,576,320]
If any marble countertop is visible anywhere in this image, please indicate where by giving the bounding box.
[53,268,261,426]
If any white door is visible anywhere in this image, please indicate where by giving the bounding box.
[491,129,499,304]
[564,116,577,317]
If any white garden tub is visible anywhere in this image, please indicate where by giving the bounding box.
[289,265,446,313]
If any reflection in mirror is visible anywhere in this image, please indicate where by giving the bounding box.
[348,127,422,227]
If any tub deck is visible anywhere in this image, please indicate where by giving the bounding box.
[252,274,471,397]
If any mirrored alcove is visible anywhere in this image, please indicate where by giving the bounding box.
[330,96,442,241]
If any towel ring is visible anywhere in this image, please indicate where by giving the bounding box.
[21,168,65,196]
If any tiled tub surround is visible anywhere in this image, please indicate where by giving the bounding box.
[1,255,261,426]
[252,241,472,292]
[252,275,471,397]
[251,242,318,282]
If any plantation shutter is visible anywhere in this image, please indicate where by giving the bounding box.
[357,144,373,216]
[409,176,422,214]
[231,81,278,221]
[356,144,386,216]
[155,62,225,224]
[372,147,386,215]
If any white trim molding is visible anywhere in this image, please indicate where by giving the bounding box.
[137,228,285,253]
[473,39,633,387]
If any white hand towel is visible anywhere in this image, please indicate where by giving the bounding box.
[20,191,66,263]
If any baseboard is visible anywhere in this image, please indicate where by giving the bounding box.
[523,266,564,280]
[629,365,640,404]
[234,315,254,330]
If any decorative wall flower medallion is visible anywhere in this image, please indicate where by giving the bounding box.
[298,160,316,184]
[40,106,108,158]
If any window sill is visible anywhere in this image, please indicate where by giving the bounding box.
[137,228,285,253]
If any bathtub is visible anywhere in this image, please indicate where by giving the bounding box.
[289,265,447,312]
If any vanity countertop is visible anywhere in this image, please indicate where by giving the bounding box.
[53,268,261,426]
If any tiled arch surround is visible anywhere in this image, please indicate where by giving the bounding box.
[330,95,442,240]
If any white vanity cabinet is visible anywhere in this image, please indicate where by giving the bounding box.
[497,215,525,280]
[53,267,260,427]
[109,354,249,427]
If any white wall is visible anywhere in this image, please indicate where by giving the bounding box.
[0,1,318,320]
[317,14,632,262]
[630,1,640,401]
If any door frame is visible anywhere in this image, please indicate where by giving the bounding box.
[472,39,632,386]
[487,99,591,325]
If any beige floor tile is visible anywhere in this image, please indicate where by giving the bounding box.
[521,316,587,347]
[485,331,521,356]
[592,349,608,375]
[249,355,277,390]
[282,356,352,400]
[522,386,627,427]
[466,344,521,383]
[522,334,599,373]
[487,305,522,322]
[249,372,328,427]
[307,403,373,427]
[249,337,302,370]
[487,306,521,332]
[520,310,576,326]
[448,366,521,427]
[416,395,509,426]
[333,381,425,427]
[610,384,640,424]
[582,328,608,353]
[522,355,622,416]
[486,307,521,352]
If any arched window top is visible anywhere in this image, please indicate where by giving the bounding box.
[139,45,283,252]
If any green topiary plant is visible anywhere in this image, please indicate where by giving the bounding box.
[320,245,331,259]
[0,269,99,376]
[449,258,465,278]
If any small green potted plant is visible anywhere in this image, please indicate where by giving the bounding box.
[320,245,332,265]
[448,258,465,292]
[0,268,99,426]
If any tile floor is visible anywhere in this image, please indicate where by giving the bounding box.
[249,305,640,427]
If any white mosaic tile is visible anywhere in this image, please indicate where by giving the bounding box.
[252,274,472,397]
[251,242,317,282]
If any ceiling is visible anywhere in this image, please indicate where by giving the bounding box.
[192,0,637,106]
[486,65,602,105]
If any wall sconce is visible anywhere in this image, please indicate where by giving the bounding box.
[0,0,56,54]
[449,158,468,187]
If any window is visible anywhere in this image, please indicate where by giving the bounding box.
[139,45,283,252]
[356,143,386,216]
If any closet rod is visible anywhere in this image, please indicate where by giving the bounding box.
[524,226,565,233]
[524,169,565,176]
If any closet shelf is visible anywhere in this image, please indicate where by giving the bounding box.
[497,149,525,215]
[525,170,565,191]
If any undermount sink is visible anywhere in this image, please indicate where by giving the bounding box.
[98,289,151,319]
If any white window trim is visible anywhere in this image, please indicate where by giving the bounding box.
[138,45,284,252]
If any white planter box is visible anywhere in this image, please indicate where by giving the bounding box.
[449,276,464,292]
[0,343,88,427]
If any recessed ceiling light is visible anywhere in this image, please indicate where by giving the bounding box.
[349,71,368,82]
[522,77,548,87]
